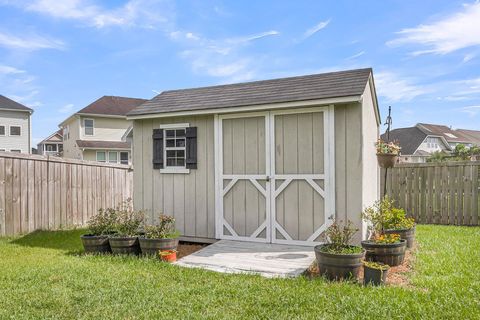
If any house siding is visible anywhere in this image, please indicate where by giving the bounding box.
[133,102,374,243]
[0,110,31,153]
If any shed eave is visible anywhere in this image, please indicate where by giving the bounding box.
[126,95,362,120]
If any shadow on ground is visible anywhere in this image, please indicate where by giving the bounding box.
[10,229,86,254]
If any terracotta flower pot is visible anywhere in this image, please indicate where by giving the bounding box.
[159,250,177,263]
[376,153,398,168]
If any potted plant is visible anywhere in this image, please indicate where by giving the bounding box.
[159,249,177,263]
[383,207,416,248]
[375,139,401,168]
[314,220,365,281]
[363,261,389,286]
[139,215,180,256]
[80,208,116,253]
[109,200,144,255]
[361,198,407,266]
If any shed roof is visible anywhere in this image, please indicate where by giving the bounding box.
[0,95,33,112]
[128,68,373,116]
[78,96,147,116]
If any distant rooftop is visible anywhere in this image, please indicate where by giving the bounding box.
[0,95,33,113]
[78,96,148,116]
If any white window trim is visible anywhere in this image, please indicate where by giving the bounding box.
[0,125,5,136]
[160,123,190,174]
[9,125,21,137]
[96,150,130,164]
[84,118,95,136]
[96,150,107,162]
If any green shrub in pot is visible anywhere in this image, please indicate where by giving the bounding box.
[139,215,180,256]
[110,199,144,255]
[81,208,117,253]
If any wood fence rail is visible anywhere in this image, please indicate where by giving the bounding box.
[382,161,480,226]
[0,152,133,236]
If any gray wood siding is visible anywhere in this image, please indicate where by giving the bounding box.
[222,116,266,237]
[133,115,216,239]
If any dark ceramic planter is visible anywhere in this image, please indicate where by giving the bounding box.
[81,235,111,253]
[363,264,389,286]
[314,245,365,281]
[361,240,407,266]
[109,236,141,255]
[376,153,398,168]
[384,226,415,248]
[139,237,179,256]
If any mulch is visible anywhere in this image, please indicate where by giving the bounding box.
[176,241,208,259]
[306,245,416,287]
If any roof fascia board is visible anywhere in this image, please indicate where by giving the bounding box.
[126,95,361,120]
[0,108,33,114]
[76,113,127,119]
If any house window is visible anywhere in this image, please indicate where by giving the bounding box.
[10,126,21,136]
[84,119,94,136]
[164,128,186,167]
[10,149,21,153]
[0,149,5,152]
[108,151,118,163]
[96,151,106,162]
[0,126,5,136]
[63,126,70,140]
[46,144,57,152]
[120,152,129,165]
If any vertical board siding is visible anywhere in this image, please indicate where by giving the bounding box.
[382,161,480,226]
[0,153,133,236]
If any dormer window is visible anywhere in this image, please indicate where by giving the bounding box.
[84,119,94,136]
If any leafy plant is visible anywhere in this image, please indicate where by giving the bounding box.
[144,215,180,239]
[363,260,389,270]
[375,139,401,155]
[113,199,144,237]
[87,208,117,236]
[320,220,362,254]
[384,208,415,230]
[362,197,394,237]
[373,233,400,244]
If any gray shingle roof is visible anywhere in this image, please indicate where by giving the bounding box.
[78,96,147,116]
[0,95,33,112]
[381,127,427,155]
[416,123,471,143]
[128,68,372,116]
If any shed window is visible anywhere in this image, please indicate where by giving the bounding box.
[0,126,5,136]
[164,128,186,168]
[84,119,94,136]
[10,126,21,136]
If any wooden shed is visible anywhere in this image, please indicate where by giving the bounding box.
[127,68,380,245]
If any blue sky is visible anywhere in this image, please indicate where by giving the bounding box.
[1,0,480,145]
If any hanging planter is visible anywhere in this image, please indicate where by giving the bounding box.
[375,139,400,168]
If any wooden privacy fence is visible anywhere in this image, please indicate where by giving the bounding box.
[0,152,133,236]
[382,161,479,226]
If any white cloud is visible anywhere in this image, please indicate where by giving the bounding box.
[387,2,480,55]
[375,71,427,102]
[459,105,480,117]
[0,65,25,74]
[10,0,170,29]
[345,51,365,60]
[230,30,279,43]
[303,19,330,39]
[463,53,475,62]
[59,103,75,114]
[0,31,65,50]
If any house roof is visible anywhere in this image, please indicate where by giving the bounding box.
[456,129,480,146]
[77,96,147,116]
[128,68,373,116]
[76,140,131,149]
[416,123,471,143]
[0,95,33,113]
[38,129,63,145]
[382,127,428,155]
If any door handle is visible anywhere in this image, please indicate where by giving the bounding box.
[266,176,271,182]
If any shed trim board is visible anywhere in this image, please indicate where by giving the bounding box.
[214,106,335,246]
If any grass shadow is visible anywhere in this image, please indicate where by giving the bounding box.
[10,229,86,254]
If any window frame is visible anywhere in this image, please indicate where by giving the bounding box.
[96,151,106,163]
[83,118,94,136]
[10,149,21,153]
[120,151,129,165]
[9,125,21,136]
[159,123,190,174]
[96,150,130,165]
[0,125,5,136]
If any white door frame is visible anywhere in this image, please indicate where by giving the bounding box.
[214,105,335,245]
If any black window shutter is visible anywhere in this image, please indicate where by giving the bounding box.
[186,127,197,169]
[152,129,163,169]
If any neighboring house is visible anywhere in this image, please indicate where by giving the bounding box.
[383,123,480,163]
[127,68,380,245]
[37,129,63,156]
[59,96,147,164]
[0,95,33,154]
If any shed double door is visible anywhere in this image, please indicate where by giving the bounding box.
[216,106,335,246]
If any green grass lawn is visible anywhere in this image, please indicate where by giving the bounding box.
[0,225,479,320]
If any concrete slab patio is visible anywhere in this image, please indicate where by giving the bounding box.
[174,240,315,278]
